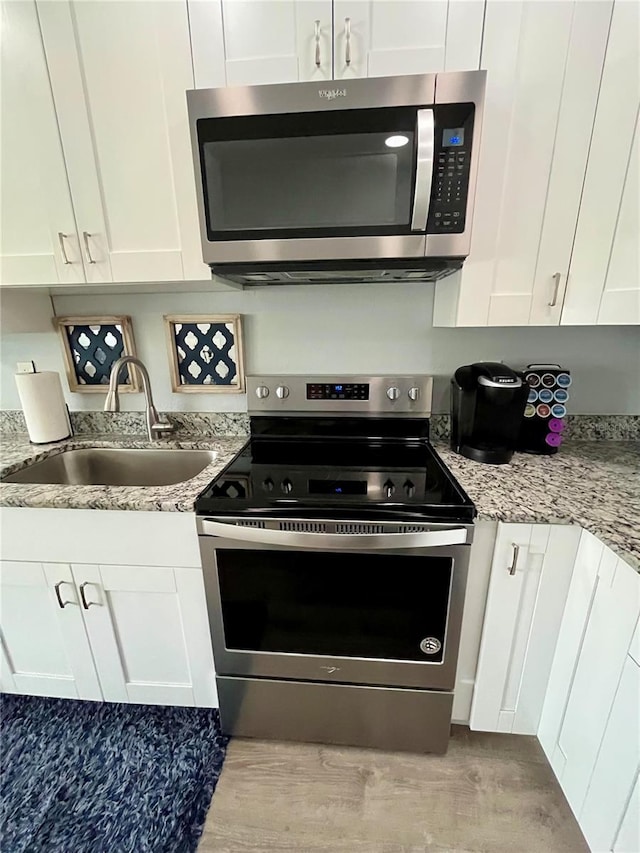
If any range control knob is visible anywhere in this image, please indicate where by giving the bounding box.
[386,387,400,401]
[262,477,274,493]
[281,478,293,494]
[383,479,396,499]
[276,385,290,399]
[255,385,270,399]
[408,387,420,402]
[404,480,416,498]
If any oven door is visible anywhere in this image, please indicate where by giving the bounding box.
[198,519,471,691]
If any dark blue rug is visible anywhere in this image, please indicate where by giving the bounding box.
[0,694,229,853]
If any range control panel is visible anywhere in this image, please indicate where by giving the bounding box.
[307,383,369,401]
[248,375,433,416]
[427,104,476,235]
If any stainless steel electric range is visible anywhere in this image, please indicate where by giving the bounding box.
[196,375,476,754]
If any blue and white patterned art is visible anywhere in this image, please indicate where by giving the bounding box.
[57,317,138,392]
[166,316,245,393]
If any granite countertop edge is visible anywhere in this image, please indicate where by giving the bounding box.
[0,432,638,573]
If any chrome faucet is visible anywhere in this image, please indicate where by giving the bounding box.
[104,356,174,441]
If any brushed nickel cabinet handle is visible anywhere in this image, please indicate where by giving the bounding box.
[548,272,562,307]
[54,580,72,609]
[58,232,72,264]
[344,17,351,65]
[314,20,321,67]
[508,543,520,576]
[79,582,96,610]
[82,231,96,264]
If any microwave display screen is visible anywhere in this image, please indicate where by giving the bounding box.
[443,128,464,147]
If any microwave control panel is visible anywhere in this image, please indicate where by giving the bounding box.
[427,105,475,235]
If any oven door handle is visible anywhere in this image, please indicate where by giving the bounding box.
[198,520,469,549]
[411,108,435,232]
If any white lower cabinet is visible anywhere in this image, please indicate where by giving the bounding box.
[0,561,101,699]
[469,523,580,734]
[538,530,640,852]
[580,654,640,852]
[72,563,217,707]
[0,558,217,708]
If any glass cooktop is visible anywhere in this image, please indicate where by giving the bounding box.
[196,420,476,523]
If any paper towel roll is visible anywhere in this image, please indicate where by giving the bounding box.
[15,371,71,444]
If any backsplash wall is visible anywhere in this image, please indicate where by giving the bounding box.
[1,282,639,414]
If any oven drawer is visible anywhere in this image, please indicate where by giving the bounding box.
[217,676,454,754]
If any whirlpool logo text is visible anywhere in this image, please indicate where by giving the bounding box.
[318,88,347,100]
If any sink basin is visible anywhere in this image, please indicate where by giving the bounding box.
[2,448,218,487]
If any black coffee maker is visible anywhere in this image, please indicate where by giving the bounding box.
[450,362,528,464]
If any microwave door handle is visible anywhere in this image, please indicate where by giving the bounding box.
[198,519,468,549]
[411,108,435,232]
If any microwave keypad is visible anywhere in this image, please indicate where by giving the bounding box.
[429,149,469,233]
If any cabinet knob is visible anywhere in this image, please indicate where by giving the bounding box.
[255,385,270,399]
[275,385,289,399]
[387,387,400,401]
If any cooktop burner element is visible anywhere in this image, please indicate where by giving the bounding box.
[196,375,476,523]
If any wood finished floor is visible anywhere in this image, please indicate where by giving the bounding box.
[199,726,589,853]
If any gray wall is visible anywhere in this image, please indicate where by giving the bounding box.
[2,282,639,413]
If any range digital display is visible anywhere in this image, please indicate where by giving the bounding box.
[307,383,369,400]
[308,479,368,495]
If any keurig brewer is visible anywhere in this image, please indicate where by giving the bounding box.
[451,362,529,464]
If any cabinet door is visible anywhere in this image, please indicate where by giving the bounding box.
[37,0,208,283]
[470,524,579,734]
[333,0,483,80]
[0,561,101,700]
[192,0,332,87]
[73,564,217,708]
[433,0,613,327]
[540,537,640,821]
[594,114,640,326]
[614,773,640,853]
[0,1,84,286]
[580,655,640,852]
[562,0,640,325]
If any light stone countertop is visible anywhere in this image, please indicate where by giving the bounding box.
[434,440,640,571]
[0,431,637,571]
[0,434,247,513]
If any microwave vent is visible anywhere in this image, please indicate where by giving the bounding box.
[211,259,463,287]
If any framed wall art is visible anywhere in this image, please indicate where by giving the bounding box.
[164,314,245,393]
[56,316,139,393]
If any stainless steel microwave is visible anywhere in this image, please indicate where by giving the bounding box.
[187,71,486,286]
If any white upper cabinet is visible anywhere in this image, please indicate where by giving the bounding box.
[191,0,333,88]
[434,0,614,327]
[562,0,640,326]
[333,0,483,79]
[37,0,208,283]
[0,1,84,286]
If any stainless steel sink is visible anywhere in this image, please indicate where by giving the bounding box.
[2,448,218,487]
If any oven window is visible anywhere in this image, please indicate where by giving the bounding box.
[216,550,452,663]
[196,106,419,241]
